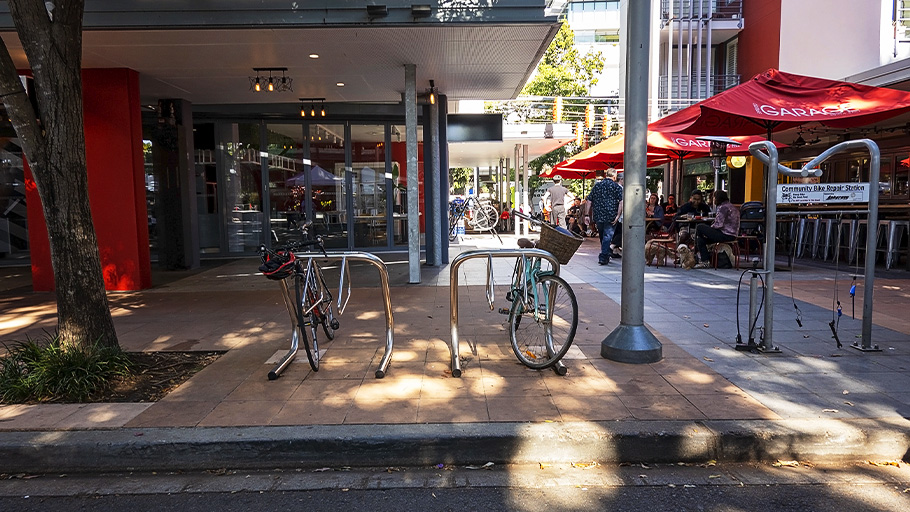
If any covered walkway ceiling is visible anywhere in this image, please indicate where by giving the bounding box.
[0,2,559,106]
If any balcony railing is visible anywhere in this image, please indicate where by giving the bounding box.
[660,0,742,21]
[657,74,740,112]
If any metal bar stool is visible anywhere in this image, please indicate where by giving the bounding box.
[836,217,856,263]
[885,220,909,270]
[796,217,819,259]
[849,219,868,265]
[815,217,836,260]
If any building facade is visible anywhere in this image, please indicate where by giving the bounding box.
[0,1,560,290]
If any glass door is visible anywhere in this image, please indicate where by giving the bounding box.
[308,123,347,249]
[264,124,306,244]
[351,125,388,247]
[219,122,264,253]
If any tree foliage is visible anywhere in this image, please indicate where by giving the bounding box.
[0,0,119,350]
[521,23,604,98]
[522,23,605,178]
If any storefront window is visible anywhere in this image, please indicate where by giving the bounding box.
[894,153,909,198]
[391,124,423,246]
[0,137,27,260]
[308,123,346,249]
[264,124,306,244]
[220,123,264,253]
[352,125,388,247]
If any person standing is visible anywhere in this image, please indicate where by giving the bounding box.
[694,190,740,269]
[542,175,573,228]
[587,168,623,266]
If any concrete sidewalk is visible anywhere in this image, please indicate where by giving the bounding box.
[0,235,908,472]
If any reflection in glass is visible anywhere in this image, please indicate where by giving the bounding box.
[352,125,387,247]
[308,124,346,249]
[391,124,424,246]
[264,124,306,244]
[895,154,909,198]
[223,123,264,253]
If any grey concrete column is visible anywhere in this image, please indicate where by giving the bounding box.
[439,96,450,263]
[430,96,442,266]
[405,64,420,283]
[602,0,662,364]
[152,98,199,270]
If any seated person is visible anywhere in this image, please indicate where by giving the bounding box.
[662,194,678,228]
[645,194,665,235]
[669,190,711,234]
[566,197,583,235]
[580,198,597,237]
[694,190,740,269]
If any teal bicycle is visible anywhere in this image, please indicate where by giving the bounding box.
[506,211,580,371]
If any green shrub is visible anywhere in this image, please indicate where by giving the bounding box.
[0,333,134,403]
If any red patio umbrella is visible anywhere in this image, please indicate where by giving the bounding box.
[556,131,781,199]
[649,68,910,139]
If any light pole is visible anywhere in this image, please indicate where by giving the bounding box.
[697,136,738,192]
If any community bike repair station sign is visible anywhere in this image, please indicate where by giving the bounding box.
[776,183,871,204]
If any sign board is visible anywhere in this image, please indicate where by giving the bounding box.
[776,183,870,204]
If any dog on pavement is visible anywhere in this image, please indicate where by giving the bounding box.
[644,240,668,266]
[677,243,697,269]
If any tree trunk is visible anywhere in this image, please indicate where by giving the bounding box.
[0,0,118,350]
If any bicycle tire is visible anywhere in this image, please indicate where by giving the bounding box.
[305,310,321,371]
[320,302,336,340]
[509,274,577,369]
[472,204,498,231]
[296,277,320,372]
[448,212,460,241]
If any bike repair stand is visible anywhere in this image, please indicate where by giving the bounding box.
[748,139,881,355]
[735,268,780,353]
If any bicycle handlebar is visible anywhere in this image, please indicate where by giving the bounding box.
[510,209,543,226]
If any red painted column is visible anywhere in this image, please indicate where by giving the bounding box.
[26,68,151,291]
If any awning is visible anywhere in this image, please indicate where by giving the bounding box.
[649,68,910,138]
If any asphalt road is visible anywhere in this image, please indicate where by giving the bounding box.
[1,462,908,511]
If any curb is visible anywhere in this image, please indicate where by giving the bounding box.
[1,419,908,473]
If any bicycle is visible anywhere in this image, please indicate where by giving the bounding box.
[448,196,499,241]
[503,210,581,372]
[259,222,340,376]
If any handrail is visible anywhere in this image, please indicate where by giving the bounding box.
[272,251,395,379]
[448,249,561,377]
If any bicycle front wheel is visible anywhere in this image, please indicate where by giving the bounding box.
[509,274,577,369]
[304,311,321,371]
[448,212,460,241]
[472,204,498,231]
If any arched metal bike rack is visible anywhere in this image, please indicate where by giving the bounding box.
[448,248,564,377]
[272,251,395,379]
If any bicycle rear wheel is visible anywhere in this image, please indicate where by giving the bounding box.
[509,274,577,369]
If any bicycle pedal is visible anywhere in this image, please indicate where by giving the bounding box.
[498,307,510,315]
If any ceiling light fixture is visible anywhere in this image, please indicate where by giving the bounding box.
[299,97,326,118]
[336,82,345,87]
[249,67,293,92]
[309,53,319,59]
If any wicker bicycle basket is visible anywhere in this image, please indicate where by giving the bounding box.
[536,222,585,265]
